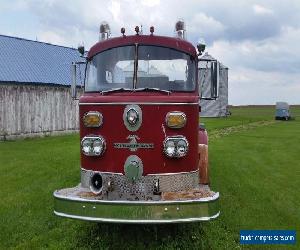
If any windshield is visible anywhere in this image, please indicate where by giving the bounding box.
[85,45,196,92]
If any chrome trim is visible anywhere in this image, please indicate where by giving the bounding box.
[114,142,154,151]
[53,187,220,224]
[54,211,220,224]
[165,111,187,128]
[83,111,103,127]
[114,134,154,152]
[81,135,106,156]
[79,102,199,106]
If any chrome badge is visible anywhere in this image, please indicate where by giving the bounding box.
[114,135,154,152]
[123,105,142,131]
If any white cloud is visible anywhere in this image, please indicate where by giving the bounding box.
[189,13,225,41]
[208,25,300,105]
[229,68,300,105]
[209,26,300,74]
[108,1,121,22]
[0,0,28,10]
[141,0,160,7]
[253,4,274,15]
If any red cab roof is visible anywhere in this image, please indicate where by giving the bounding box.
[88,35,197,59]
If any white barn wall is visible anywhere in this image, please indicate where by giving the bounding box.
[0,84,82,140]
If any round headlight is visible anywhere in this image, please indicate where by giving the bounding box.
[93,139,104,155]
[82,139,92,155]
[176,139,188,157]
[126,108,139,126]
[165,140,176,157]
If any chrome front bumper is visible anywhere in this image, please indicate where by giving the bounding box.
[53,185,220,224]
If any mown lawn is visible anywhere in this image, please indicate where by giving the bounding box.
[0,106,299,249]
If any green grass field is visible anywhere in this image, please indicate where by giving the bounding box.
[0,106,299,249]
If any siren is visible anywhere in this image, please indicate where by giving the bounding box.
[175,20,186,39]
[99,21,111,41]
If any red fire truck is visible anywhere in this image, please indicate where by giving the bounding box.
[54,22,220,223]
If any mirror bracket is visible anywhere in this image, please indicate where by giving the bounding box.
[71,61,86,100]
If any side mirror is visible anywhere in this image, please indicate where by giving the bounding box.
[71,61,86,99]
[211,61,219,99]
[71,63,77,99]
[198,60,219,100]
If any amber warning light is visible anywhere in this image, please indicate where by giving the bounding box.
[83,111,103,127]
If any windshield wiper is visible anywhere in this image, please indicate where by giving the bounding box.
[100,88,132,95]
[100,87,171,95]
[134,87,171,94]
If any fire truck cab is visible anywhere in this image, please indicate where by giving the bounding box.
[54,23,220,223]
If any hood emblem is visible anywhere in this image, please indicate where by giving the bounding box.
[123,105,142,132]
[124,155,143,183]
[114,135,154,152]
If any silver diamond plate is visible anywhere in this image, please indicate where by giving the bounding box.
[81,168,199,200]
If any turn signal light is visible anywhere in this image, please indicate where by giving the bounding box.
[166,112,186,128]
[83,111,103,127]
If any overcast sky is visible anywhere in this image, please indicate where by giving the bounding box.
[1,0,299,105]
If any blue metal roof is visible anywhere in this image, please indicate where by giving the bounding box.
[0,34,85,86]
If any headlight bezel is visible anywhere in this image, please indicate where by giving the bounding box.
[81,135,106,156]
[163,136,189,158]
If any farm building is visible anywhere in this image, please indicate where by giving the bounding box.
[0,35,84,140]
[199,52,229,117]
